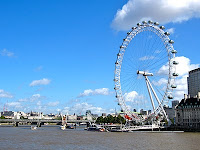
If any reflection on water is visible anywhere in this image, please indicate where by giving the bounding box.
[0,126,200,150]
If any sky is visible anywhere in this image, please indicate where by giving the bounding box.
[0,0,200,115]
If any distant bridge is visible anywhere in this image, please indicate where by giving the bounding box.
[0,119,93,127]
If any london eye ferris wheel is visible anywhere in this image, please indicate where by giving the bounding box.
[114,21,178,123]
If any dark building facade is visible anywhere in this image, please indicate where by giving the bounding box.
[187,68,200,98]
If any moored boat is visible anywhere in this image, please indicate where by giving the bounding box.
[60,125,66,130]
[31,126,37,130]
[118,124,161,132]
[87,123,105,132]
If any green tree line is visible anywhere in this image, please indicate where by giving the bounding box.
[0,115,5,119]
[96,115,126,124]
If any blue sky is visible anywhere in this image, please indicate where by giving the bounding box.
[0,0,200,115]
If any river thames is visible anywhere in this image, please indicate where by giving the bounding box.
[0,126,200,150]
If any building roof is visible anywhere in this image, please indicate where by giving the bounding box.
[2,111,14,116]
[178,97,200,107]
[189,68,200,74]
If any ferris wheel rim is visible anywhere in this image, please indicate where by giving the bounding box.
[114,21,177,120]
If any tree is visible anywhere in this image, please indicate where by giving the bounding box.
[20,116,26,119]
[95,115,126,124]
[0,115,5,119]
[117,115,126,124]
[96,116,104,124]
[55,116,62,120]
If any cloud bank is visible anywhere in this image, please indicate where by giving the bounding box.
[0,89,13,98]
[123,91,145,103]
[158,56,199,100]
[18,94,46,102]
[0,49,14,57]
[62,102,105,115]
[47,101,60,107]
[30,78,51,86]
[7,102,22,109]
[112,0,200,30]
[78,88,111,97]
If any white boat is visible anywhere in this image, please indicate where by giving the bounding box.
[31,126,37,130]
[60,125,66,130]
[80,122,87,125]
[87,123,105,132]
[122,124,161,132]
[109,124,161,132]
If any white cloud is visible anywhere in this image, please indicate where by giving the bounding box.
[78,88,111,97]
[71,102,105,115]
[32,94,41,98]
[174,56,199,76]
[7,102,22,109]
[112,0,200,30]
[30,78,51,86]
[158,56,199,100]
[139,56,155,61]
[157,63,169,76]
[155,50,161,54]
[18,98,27,102]
[35,66,43,72]
[0,89,13,98]
[63,107,70,115]
[124,91,145,102]
[47,101,59,107]
[166,28,175,34]
[56,108,61,112]
[153,78,168,86]
[18,94,45,102]
[0,49,14,57]
[37,101,41,106]
[124,91,138,102]
[36,101,42,110]
[61,102,106,115]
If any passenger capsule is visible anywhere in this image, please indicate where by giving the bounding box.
[160,26,165,30]
[168,95,174,99]
[172,73,179,76]
[120,45,125,49]
[117,53,121,57]
[171,84,177,88]
[164,32,170,36]
[169,40,174,44]
[137,23,141,26]
[114,87,119,90]
[148,20,153,24]
[132,27,136,30]
[121,109,124,112]
[154,22,159,25]
[127,32,131,35]
[142,21,147,24]
[113,79,118,82]
[123,38,128,42]
[115,61,119,65]
[171,50,177,54]
[173,61,179,65]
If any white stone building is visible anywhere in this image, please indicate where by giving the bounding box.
[175,94,200,129]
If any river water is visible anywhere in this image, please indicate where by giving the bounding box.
[0,126,200,150]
